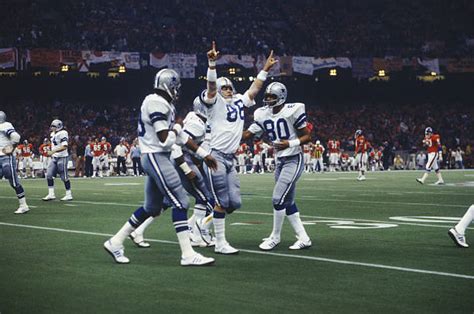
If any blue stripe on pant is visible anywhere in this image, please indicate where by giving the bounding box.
[273,153,304,209]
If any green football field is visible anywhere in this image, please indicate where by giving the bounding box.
[0,170,473,313]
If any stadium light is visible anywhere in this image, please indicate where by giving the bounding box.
[378,70,386,77]
[118,65,126,73]
[430,71,437,76]
[229,67,236,75]
[61,65,69,72]
[329,68,337,76]
[249,76,254,81]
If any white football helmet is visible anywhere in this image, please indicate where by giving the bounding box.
[193,96,208,119]
[0,111,6,123]
[263,82,287,108]
[153,69,181,102]
[50,119,63,131]
[316,140,320,145]
[425,127,433,135]
[354,129,362,138]
[216,77,235,98]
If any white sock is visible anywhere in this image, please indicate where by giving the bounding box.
[110,222,135,246]
[213,217,226,246]
[133,216,155,238]
[187,214,196,230]
[48,187,55,196]
[19,197,27,207]
[287,212,310,241]
[177,230,195,258]
[66,190,72,197]
[455,205,474,235]
[420,172,429,183]
[270,209,285,240]
[201,214,213,230]
[436,172,444,182]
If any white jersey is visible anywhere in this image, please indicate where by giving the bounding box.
[50,129,69,158]
[206,91,255,154]
[183,111,206,145]
[138,93,176,153]
[0,122,17,156]
[248,102,307,158]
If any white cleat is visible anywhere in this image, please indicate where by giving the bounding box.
[180,253,215,266]
[416,178,424,184]
[289,236,312,250]
[104,240,130,264]
[14,206,30,214]
[259,237,280,251]
[60,195,73,201]
[434,180,445,185]
[215,242,239,255]
[357,175,366,181]
[129,232,151,248]
[42,194,56,201]
[448,228,469,248]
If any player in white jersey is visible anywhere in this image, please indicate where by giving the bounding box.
[0,111,30,214]
[243,82,312,250]
[104,69,217,266]
[200,41,277,254]
[42,119,73,201]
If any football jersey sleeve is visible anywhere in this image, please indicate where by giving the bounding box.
[240,92,256,108]
[290,103,307,129]
[59,130,69,146]
[147,99,170,133]
[183,117,205,140]
[248,108,265,137]
[201,89,217,106]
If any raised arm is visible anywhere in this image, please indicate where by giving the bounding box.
[245,50,278,101]
[205,41,219,101]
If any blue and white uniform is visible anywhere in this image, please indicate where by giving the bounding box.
[0,121,25,200]
[248,102,306,208]
[47,129,70,182]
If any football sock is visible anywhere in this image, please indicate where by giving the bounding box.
[187,214,196,231]
[19,196,27,207]
[111,207,149,246]
[15,185,25,199]
[213,211,226,246]
[271,208,285,240]
[47,178,54,188]
[287,209,309,241]
[455,205,474,235]
[48,187,55,196]
[133,216,155,238]
[176,230,195,258]
[420,172,429,182]
[436,172,444,182]
[194,204,207,221]
[64,180,71,191]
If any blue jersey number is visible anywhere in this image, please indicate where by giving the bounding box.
[138,113,146,137]
[263,118,290,141]
[226,100,245,122]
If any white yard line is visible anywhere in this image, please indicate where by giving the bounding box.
[0,221,472,280]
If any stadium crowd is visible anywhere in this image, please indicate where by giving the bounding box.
[1,0,473,56]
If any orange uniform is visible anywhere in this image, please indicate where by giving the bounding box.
[17,143,33,157]
[327,140,340,153]
[424,134,441,153]
[101,142,111,155]
[355,135,371,154]
[39,143,51,157]
[90,143,104,157]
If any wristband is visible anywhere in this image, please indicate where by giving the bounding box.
[195,146,209,159]
[257,70,268,81]
[288,139,301,148]
[207,68,217,82]
[208,60,216,67]
[179,162,192,175]
[173,124,182,134]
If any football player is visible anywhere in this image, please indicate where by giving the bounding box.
[236,143,248,174]
[17,139,35,178]
[42,119,73,201]
[0,111,30,214]
[249,140,264,174]
[416,127,444,185]
[243,82,312,251]
[129,97,216,248]
[327,138,340,172]
[100,137,112,177]
[104,69,217,266]
[448,204,473,248]
[354,129,371,181]
[90,138,103,177]
[200,41,277,254]
[39,138,52,176]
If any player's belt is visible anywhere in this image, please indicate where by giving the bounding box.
[278,153,302,161]
[212,149,235,159]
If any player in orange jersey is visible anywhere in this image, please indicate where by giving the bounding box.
[237,143,248,174]
[250,140,264,174]
[327,138,340,172]
[39,138,52,176]
[90,138,104,177]
[416,127,444,185]
[354,129,371,181]
[16,140,35,178]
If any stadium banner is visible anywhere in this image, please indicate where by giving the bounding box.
[29,48,61,68]
[417,58,439,73]
[445,58,474,73]
[373,57,404,72]
[217,54,255,68]
[82,51,140,69]
[313,57,352,71]
[351,58,373,79]
[149,53,196,78]
[279,56,293,76]
[60,50,82,65]
[292,56,314,75]
[0,48,16,69]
